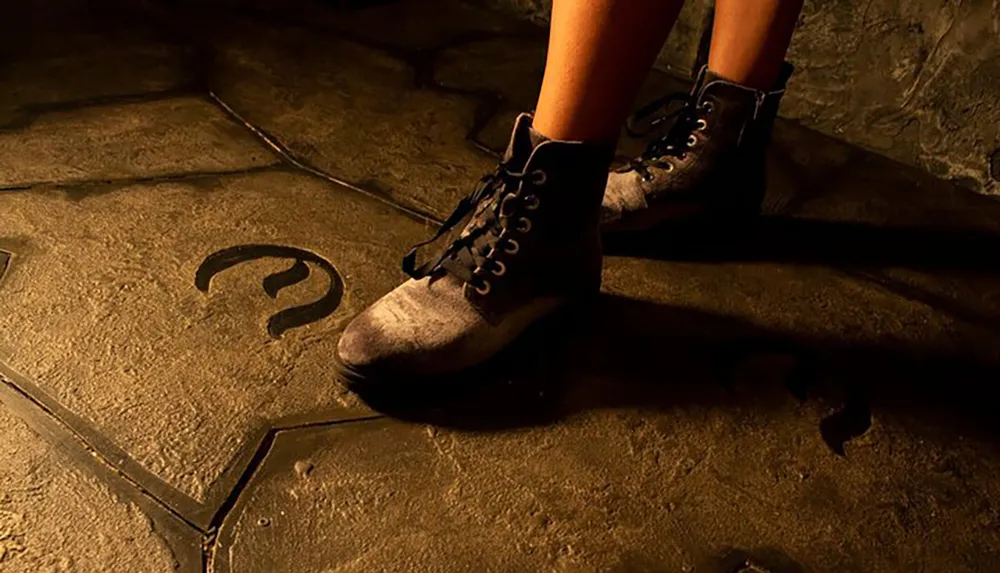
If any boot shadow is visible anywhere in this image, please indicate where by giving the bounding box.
[355,293,1000,456]
[603,214,1000,275]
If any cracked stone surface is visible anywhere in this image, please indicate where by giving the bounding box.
[0,401,177,572]
[1,0,1000,570]
[0,170,428,502]
[0,97,277,188]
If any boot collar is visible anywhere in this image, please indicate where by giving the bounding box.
[692,62,794,103]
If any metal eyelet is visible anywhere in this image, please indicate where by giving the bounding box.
[504,239,519,255]
[491,261,506,276]
[695,118,708,131]
[474,279,491,296]
[687,134,698,147]
[650,160,673,172]
[516,217,532,233]
[524,195,540,211]
[702,102,714,114]
[531,169,548,186]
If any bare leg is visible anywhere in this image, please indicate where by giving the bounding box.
[533,0,686,143]
[708,0,804,89]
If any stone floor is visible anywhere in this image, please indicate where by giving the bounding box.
[2,0,1000,571]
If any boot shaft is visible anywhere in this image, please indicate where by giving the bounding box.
[472,115,614,320]
[692,63,792,158]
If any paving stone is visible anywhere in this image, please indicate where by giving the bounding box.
[215,406,1000,572]
[0,170,430,503]
[0,401,179,572]
[210,19,497,218]
[0,97,277,188]
[0,0,195,128]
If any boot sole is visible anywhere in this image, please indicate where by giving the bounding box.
[333,334,555,421]
[332,295,596,414]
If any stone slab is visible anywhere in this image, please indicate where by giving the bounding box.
[216,403,1000,572]
[209,18,497,219]
[0,399,181,573]
[0,97,278,189]
[0,0,195,128]
[0,170,430,507]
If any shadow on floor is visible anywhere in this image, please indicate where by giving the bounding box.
[603,215,1000,274]
[355,284,1000,456]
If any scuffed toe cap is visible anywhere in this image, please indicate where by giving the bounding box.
[334,276,487,380]
[335,311,383,371]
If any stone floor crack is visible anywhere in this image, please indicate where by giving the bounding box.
[203,414,386,571]
[206,91,444,226]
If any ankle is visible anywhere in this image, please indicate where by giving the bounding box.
[704,62,781,91]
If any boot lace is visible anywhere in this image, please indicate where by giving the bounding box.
[617,92,713,181]
[402,162,543,295]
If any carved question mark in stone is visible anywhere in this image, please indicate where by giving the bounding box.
[195,244,344,338]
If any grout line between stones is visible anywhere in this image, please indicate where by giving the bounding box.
[0,372,202,532]
[206,91,444,226]
[2,353,387,573]
[203,413,385,572]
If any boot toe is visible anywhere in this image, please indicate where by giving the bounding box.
[335,276,485,384]
[335,311,386,373]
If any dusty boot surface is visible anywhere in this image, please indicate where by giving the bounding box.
[335,113,612,392]
[602,63,793,235]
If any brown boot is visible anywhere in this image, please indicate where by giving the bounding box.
[602,63,793,234]
[335,114,613,389]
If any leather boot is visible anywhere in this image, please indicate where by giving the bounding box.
[336,113,613,389]
[602,63,793,234]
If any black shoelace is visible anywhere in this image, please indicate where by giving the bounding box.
[403,162,538,293]
[618,92,712,181]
